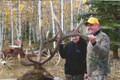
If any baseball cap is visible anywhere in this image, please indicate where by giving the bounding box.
[86,17,100,25]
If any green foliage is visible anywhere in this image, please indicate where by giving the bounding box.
[79,1,120,25]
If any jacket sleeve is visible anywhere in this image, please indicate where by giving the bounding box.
[93,35,110,56]
[58,44,67,58]
[80,38,87,73]
[83,40,87,73]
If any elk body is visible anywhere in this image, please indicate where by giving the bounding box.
[17,64,53,80]
[17,16,88,80]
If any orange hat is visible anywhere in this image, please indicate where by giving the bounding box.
[86,17,100,25]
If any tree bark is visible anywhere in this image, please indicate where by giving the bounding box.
[113,28,119,59]
[113,45,119,59]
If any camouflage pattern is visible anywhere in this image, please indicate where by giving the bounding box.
[65,74,84,80]
[87,31,110,76]
[88,74,107,80]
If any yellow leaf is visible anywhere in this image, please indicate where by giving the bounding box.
[4,9,9,15]
[12,8,16,14]
[83,0,87,4]
[19,4,24,11]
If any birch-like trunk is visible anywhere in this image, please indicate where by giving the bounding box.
[19,0,22,46]
[29,1,34,46]
[11,0,14,46]
[24,4,28,40]
[29,22,32,46]
[31,1,36,43]
[36,0,41,43]
[1,7,4,48]
[77,0,88,35]
[38,0,42,61]
[0,1,4,52]
[38,0,42,32]
[50,0,56,48]
[15,7,19,41]
[77,0,82,14]
[61,0,64,32]
[0,8,2,52]
[71,0,73,31]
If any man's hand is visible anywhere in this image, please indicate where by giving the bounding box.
[88,35,96,44]
[84,73,88,78]
[61,41,65,45]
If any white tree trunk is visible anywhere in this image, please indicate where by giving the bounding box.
[29,22,32,46]
[11,0,14,46]
[50,0,56,48]
[15,7,19,41]
[24,4,28,40]
[77,0,82,14]
[61,0,64,32]
[19,0,22,46]
[29,1,34,46]
[38,0,42,61]
[0,3,4,53]
[1,7,4,49]
[71,0,73,31]
[38,0,42,41]
[31,1,36,43]
[77,0,88,35]
[0,9,2,52]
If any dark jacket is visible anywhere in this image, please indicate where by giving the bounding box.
[59,37,87,75]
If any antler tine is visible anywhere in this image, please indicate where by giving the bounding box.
[44,31,59,44]
[46,31,51,49]
[40,12,64,65]
[54,12,63,35]
[17,54,34,66]
[24,48,41,65]
[74,18,84,33]
[63,18,88,39]
[40,36,63,65]
[26,55,41,65]
[40,49,53,65]
[40,42,62,65]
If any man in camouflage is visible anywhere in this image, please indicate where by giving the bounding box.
[86,17,110,80]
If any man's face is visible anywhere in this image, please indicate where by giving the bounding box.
[88,24,99,34]
[72,36,80,43]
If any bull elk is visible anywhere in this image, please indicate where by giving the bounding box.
[17,17,88,80]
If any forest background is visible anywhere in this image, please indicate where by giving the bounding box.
[0,0,120,80]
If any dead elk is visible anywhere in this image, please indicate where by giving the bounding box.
[17,54,54,80]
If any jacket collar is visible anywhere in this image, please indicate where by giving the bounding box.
[93,30,101,36]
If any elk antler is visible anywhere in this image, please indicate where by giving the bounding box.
[40,18,88,65]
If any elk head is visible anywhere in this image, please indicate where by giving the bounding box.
[17,16,88,80]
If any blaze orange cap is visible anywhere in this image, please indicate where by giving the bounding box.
[86,17,100,25]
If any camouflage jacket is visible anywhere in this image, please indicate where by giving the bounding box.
[87,31,110,76]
